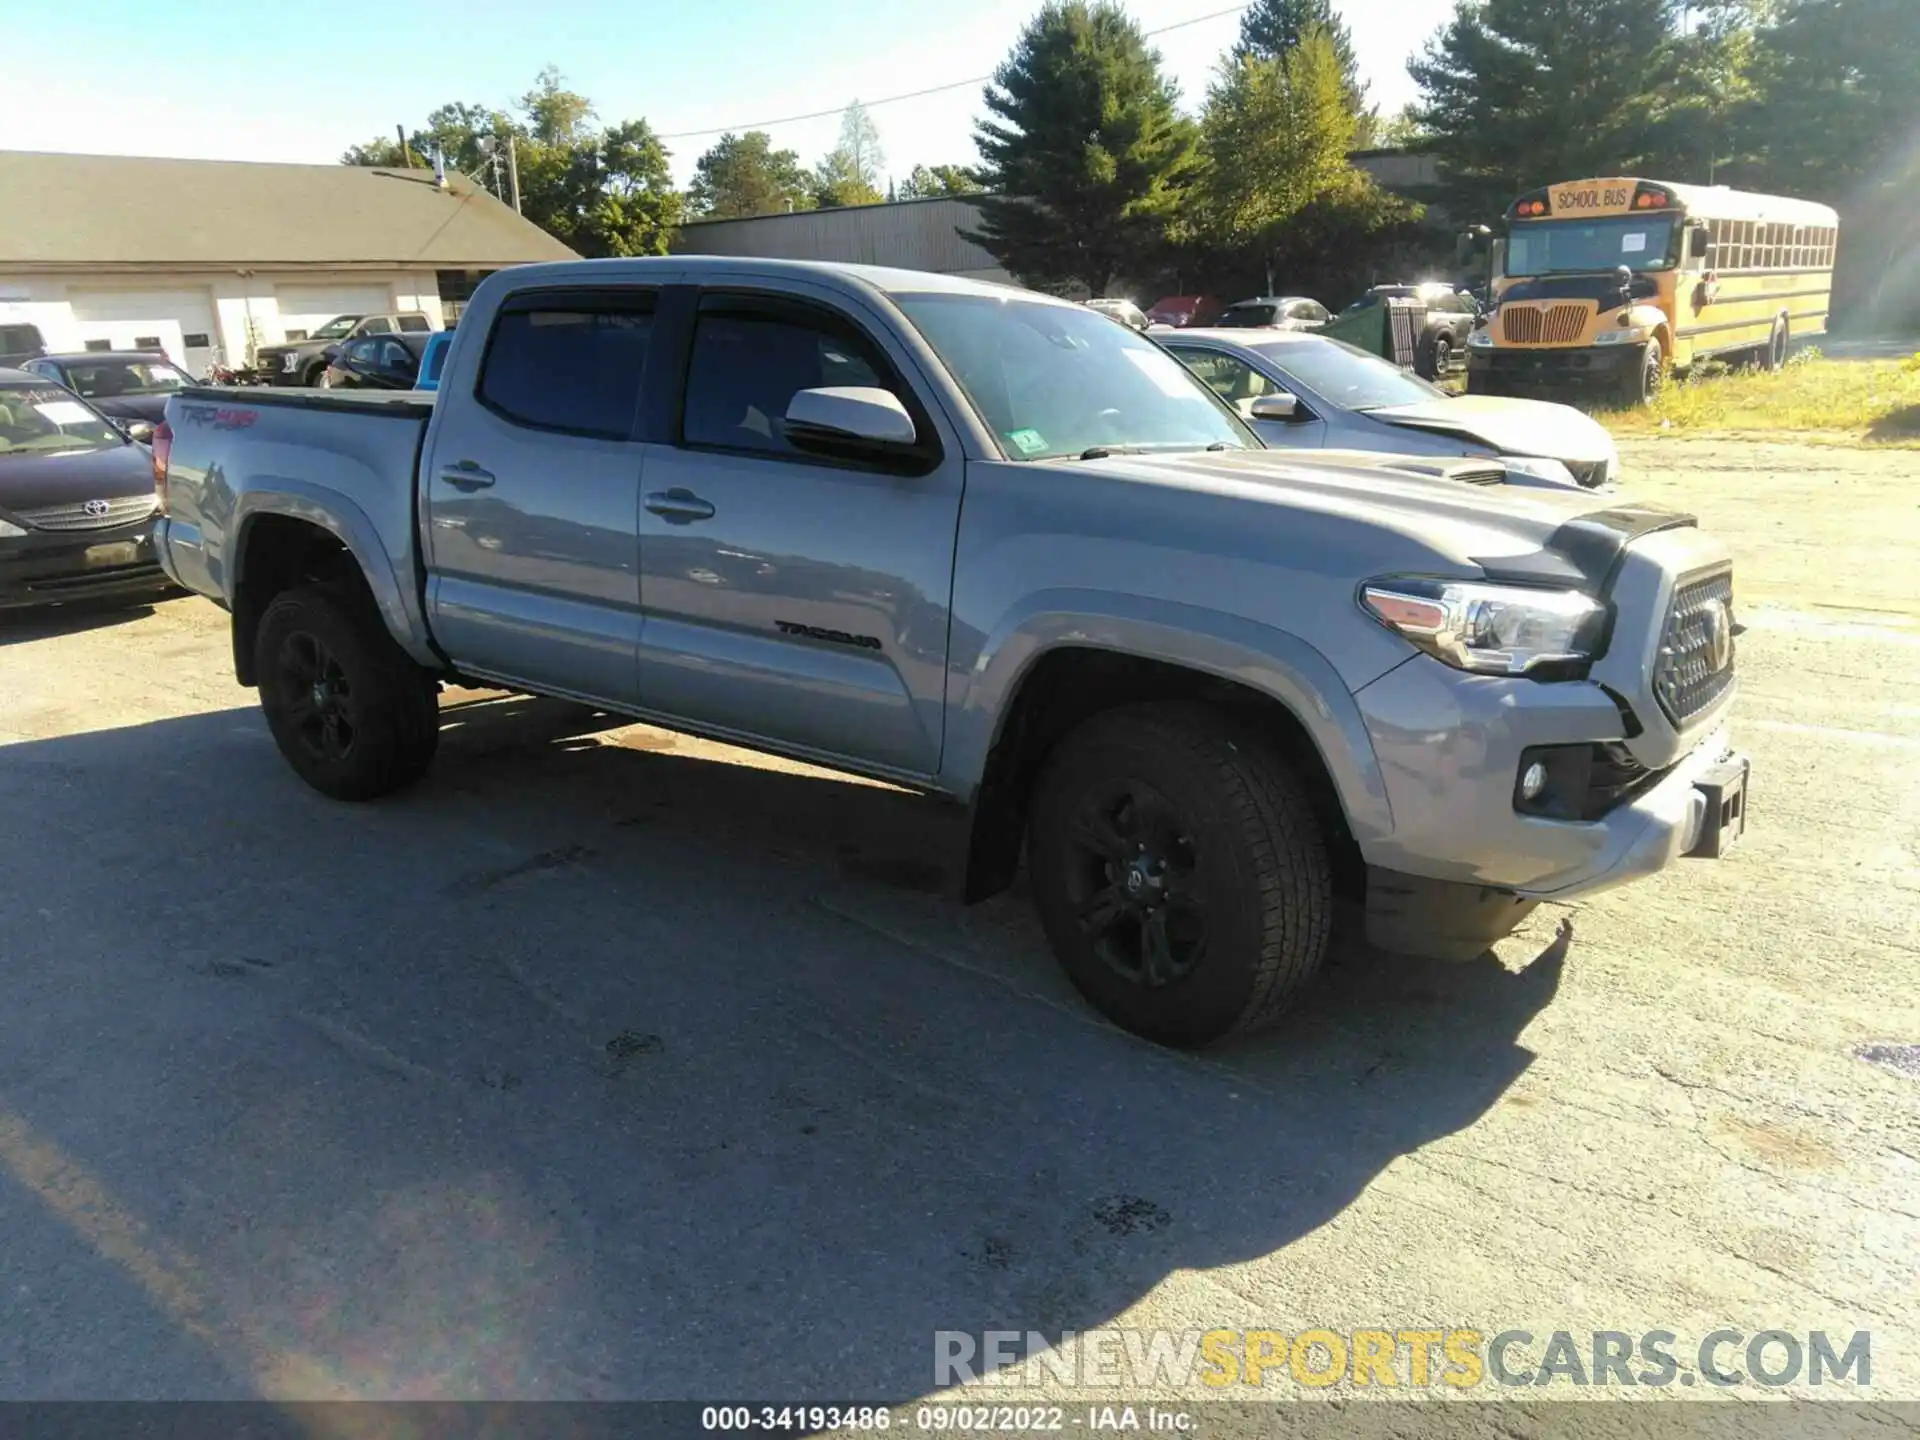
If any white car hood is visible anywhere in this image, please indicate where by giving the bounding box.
[1369,395,1617,465]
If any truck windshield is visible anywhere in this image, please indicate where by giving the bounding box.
[0,385,123,456]
[1506,215,1679,275]
[895,293,1255,460]
[311,317,360,340]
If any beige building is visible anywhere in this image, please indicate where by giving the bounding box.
[0,150,575,374]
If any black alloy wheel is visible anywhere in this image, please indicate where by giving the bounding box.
[1064,777,1207,988]
[276,629,359,766]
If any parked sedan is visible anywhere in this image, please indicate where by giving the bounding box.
[322,333,430,390]
[18,351,191,430]
[1216,296,1331,331]
[0,370,172,609]
[1145,294,1224,328]
[1160,329,1618,487]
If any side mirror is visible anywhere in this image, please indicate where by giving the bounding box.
[1688,227,1712,260]
[123,420,155,444]
[1249,392,1301,422]
[784,386,919,453]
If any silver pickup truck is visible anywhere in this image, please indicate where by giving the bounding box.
[153,258,1748,1048]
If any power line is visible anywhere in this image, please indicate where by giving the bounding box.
[656,3,1252,142]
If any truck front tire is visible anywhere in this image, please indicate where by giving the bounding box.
[255,583,439,801]
[1027,703,1333,1048]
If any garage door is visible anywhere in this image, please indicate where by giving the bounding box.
[274,285,392,342]
[68,287,220,374]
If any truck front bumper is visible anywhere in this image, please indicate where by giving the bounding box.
[1353,658,1747,959]
[1468,344,1637,395]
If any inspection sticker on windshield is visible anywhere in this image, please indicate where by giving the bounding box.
[33,400,94,426]
[1622,233,1648,254]
[1007,428,1049,455]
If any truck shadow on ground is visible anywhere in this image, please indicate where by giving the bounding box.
[0,693,1565,1399]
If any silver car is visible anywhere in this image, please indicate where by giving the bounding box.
[1161,329,1619,488]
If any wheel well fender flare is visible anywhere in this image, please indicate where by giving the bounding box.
[228,489,435,677]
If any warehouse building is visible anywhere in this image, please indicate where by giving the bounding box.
[0,150,575,375]
[676,195,1012,283]
[672,152,1448,284]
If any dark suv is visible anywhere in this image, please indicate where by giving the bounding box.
[252,312,435,387]
[0,323,47,368]
[1338,284,1481,379]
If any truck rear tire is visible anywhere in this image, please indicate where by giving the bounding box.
[255,583,439,801]
[1026,703,1333,1048]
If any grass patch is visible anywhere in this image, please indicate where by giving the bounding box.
[1597,353,1920,443]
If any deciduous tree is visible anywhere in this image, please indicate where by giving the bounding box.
[1233,0,1370,136]
[342,68,682,258]
[688,131,816,218]
[896,164,984,199]
[813,102,887,208]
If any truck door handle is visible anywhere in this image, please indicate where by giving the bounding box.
[440,460,495,490]
[644,488,716,523]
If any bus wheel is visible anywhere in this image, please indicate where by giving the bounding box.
[1760,317,1789,372]
[1624,337,1665,406]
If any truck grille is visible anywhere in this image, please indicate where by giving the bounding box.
[1502,305,1589,345]
[1654,569,1737,726]
[15,494,157,532]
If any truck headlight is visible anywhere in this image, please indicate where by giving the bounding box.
[282,353,299,371]
[1466,328,1494,349]
[1498,454,1577,486]
[1360,578,1606,676]
[1593,327,1650,345]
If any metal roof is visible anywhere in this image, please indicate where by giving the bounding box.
[0,150,579,269]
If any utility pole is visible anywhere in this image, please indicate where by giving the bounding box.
[507,133,522,214]
[397,125,414,168]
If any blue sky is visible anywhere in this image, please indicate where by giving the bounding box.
[0,0,1455,187]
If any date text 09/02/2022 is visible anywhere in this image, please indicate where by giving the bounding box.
[700,1405,1193,1432]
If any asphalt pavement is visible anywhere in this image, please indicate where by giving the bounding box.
[0,438,1914,1410]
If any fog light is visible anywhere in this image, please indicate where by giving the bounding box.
[1520,761,1549,801]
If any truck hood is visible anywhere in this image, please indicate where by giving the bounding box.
[1064,446,1688,591]
[256,339,334,358]
[1367,395,1616,465]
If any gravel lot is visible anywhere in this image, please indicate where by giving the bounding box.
[0,439,1914,1411]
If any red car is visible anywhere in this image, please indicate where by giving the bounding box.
[1145,294,1224,328]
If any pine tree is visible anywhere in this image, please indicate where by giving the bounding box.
[1234,0,1368,120]
[1409,0,1687,216]
[967,1,1196,293]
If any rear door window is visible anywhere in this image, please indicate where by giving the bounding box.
[397,315,430,333]
[477,293,654,439]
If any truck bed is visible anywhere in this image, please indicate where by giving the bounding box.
[159,384,437,668]
[176,385,436,419]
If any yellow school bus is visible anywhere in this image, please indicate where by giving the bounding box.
[1465,177,1839,404]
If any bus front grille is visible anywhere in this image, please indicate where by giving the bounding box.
[1501,305,1590,345]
